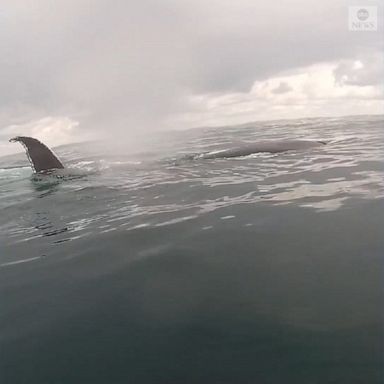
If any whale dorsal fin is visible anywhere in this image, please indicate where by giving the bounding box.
[10,136,64,173]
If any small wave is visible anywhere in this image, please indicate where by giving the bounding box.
[0,256,41,268]
[0,115,383,246]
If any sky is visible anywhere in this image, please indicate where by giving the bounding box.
[0,0,383,154]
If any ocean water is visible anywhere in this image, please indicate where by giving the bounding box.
[0,115,383,384]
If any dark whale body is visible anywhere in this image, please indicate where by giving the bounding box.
[9,136,326,172]
[10,136,64,173]
[200,140,326,159]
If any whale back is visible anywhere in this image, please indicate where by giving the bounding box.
[201,140,326,159]
[10,136,64,173]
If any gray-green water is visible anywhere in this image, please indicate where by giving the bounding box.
[1,115,383,383]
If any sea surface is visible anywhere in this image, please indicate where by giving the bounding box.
[1,115,383,384]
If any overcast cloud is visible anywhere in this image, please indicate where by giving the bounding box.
[0,0,383,154]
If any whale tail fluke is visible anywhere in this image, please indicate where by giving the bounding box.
[10,136,64,173]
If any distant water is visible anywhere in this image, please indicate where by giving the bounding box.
[1,115,383,384]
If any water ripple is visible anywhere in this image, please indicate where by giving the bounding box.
[1,115,383,247]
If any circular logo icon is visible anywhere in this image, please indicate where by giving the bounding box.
[357,8,369,21]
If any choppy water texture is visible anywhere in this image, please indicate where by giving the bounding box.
[1,115,383,384]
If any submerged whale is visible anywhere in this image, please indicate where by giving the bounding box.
[199,140,326,159]
[9,136,326,173]
[10,136,64,173]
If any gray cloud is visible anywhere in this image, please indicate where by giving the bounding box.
[0,0,382,147]
[182,0,383,92]
[0,0,196,132]
[334,54,384,86]
[272,82,293,94]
